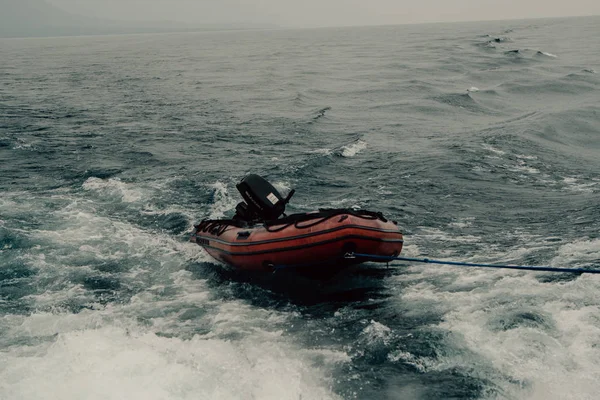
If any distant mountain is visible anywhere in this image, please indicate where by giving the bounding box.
[0,0,277,38]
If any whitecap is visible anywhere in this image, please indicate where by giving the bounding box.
[377,186,393,195]
[388,350,430,372]
[82,177,144,203]
[339,140,367,158]
[516,154,538,160]
[400,244,421,257]
[482,143,505,155]
[448,217,475,229]
[361,320,392,345]
[418,227,481,244]
[12,143,33,150]
[272,180,292,194]
[207,181,238,219]
[507,160,540,175]
[309,148,333,155]
[562,177,596,193]
[0,316,342,400]
[551,238,600,267]
[387,230,600,400]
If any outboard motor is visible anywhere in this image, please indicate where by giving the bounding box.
[234,174,295,222]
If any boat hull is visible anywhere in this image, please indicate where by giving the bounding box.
[191,212,403,271]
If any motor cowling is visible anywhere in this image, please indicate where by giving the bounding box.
[234,174,294,221]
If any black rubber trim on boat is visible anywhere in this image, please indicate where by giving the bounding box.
[195,208,391,237]
[194,224,403,247]
[198,234,404,257]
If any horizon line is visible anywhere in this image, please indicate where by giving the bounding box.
[1,13,598,40]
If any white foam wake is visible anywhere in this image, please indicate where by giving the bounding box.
[0,192,344,400]
[390,235,600,399]
[83,177,145,203]
[207,181,238,219]
[0,311,342,400]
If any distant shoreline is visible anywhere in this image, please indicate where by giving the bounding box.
[0,26,282,40]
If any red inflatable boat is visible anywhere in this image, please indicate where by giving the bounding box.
[190,175,403,271]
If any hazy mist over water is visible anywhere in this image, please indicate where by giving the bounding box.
[44,0,600,27]
[1,9,600,400]
[1,0,600,38]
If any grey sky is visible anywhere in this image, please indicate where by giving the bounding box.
[46,0,600,27]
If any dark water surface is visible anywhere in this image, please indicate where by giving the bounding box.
[1,16,600,399]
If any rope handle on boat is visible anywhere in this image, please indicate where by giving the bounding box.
[194,209,391,237]
[265,209,387,233]
[195,219,243,236]
[347,253,600,274]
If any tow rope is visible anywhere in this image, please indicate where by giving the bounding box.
[349,253,600,274]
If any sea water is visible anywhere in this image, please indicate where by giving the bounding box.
[1,16,600,399]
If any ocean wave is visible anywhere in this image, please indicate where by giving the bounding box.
[490,36,511,43]
[207,181,238,219]
[431,92,496,114]
[561,177,597,193]
[0,311,342,400]
[563,71,600,83]
[312,106,331,121]
[498,79,596,95]
[308,148,334,156]
[504,49,522,56]
[337,139,367,158]
[525,106,600,154]
[536,51,558,58]
[395,234,600,399]
[3,18,600,399]
[475,34,512,50]
[82,177,145,203]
